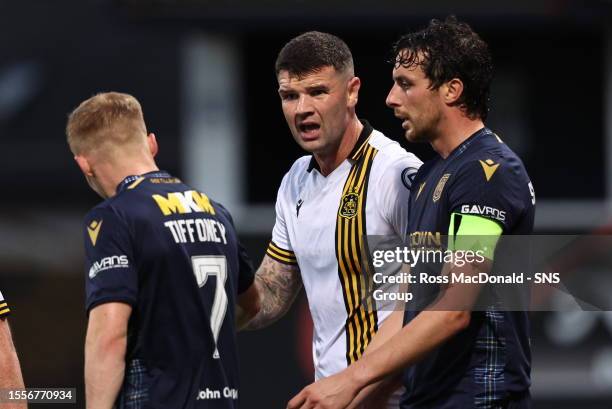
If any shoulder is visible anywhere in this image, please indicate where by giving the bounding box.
[277,155,312,192]
[287,155,313,176]
[85,199,120,220]
[369,130,422,189]
[446,134,532,210]
[455,135,529,186]
[369,130,421,168]
[83,198,129,233]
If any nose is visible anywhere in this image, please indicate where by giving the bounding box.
[296,94,314,116]
[386,83,400,108]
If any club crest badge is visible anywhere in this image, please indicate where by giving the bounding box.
[339,192,359,219]
[432,174,451,203]
[401,167,418,189]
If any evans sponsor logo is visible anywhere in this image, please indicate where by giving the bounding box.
[89,255,129,279]
[460,204,506,222]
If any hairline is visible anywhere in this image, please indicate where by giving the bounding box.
[276,64,355,81]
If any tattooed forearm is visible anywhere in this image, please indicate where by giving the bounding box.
[243,255,302,330]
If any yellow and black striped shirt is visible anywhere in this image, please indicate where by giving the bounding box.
[268,121,421,378]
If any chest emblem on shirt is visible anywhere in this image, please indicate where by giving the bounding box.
[339,192,359,219]
[296,199,304,217]
[432,173,451,203]
[479,159,500,181]
[87,220,103,246]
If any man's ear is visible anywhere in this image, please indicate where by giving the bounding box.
[442,78,464,105]
[347,76,361,108]
[147,133,158,157]
[74,155,93,177]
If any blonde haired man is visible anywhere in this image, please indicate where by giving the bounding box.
[68,92,259,409]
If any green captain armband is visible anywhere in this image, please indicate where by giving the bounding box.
[448,212,503,260]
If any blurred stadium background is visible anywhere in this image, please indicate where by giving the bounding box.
[2,0,612,407]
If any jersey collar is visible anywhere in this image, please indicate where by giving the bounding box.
[116,170,172,194]
[307,119,374,173]
[445,127,491,161]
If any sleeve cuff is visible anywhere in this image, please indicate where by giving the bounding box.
[266,241,297,265]
[86,296,137,315]
[0,301,10,318]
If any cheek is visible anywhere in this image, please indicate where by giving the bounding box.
[281,104,295,125]
[327,98,347,123]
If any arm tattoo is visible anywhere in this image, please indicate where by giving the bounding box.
[243,255,302,330]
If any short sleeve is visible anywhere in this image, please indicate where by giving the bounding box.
[83,207,138,313]
[0,291,10,319]
[447,157,529,231]
[375,154,422,239]
[267,173,297,265]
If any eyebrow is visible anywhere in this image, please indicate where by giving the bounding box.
[393,74,412,83]
[305,84,329,91]
[278,83,330,93]
[277,85,295,93]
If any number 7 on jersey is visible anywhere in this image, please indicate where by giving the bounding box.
[191,255,228,359]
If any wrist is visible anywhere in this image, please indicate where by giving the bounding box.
[347,359,371,391]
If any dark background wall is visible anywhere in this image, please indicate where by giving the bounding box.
[1,1,612,408]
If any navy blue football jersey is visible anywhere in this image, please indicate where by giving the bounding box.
[402,128,535,409]
[83,171,254,409]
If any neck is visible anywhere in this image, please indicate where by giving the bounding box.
[100,159,159,198]
[314,116,363,176]
[430,116,485,159]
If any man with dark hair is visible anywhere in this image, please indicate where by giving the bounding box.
[67,92,260,409]
[288,16,534,409]
[241,32,421,408]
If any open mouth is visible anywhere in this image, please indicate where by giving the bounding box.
[298,123,320,133]
[298,123,321,140]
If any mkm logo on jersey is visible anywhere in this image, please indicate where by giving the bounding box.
[152,190,216,216]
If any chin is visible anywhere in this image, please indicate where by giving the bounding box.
[298,140,323,153]
[404,130,417,142]
[406,129,429,144]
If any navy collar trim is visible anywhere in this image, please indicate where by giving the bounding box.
[116,170,171,193]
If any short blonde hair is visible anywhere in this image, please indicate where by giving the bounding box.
[66,92,148,155]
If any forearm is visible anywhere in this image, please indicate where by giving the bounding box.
[242,256,301,330]
[0,321,26,409]
[365,302,404,355]
[243,274,299,329]
[0,341,25,389]
[350,259,485,388]
[235,283,262,330]
[347,309,404,408]
[347,375,402,409]
[349,309,468,390]
[85,336,126,409]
